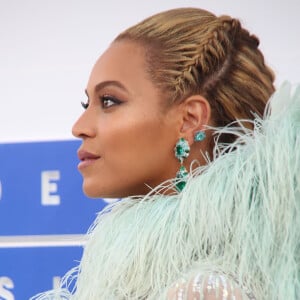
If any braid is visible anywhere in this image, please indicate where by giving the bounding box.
[174,16,244,100]
[115,7,275,143]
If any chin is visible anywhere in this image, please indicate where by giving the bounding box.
[82,181,103,198]
[82,181,120,199]
[81,178,150,199]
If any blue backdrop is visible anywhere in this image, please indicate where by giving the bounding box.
[0,140,109,299]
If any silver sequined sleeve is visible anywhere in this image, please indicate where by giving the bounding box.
[167,273,254,300]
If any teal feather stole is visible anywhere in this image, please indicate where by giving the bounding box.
[32,82,300,300]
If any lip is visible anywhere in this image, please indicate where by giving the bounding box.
[77,149,101,170]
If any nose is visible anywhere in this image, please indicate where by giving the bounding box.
[72,109,96,139]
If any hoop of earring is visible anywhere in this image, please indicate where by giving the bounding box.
[174,137,190,191]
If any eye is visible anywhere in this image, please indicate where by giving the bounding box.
[100,95,122,109]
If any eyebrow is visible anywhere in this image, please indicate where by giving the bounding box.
[85,80,129,97]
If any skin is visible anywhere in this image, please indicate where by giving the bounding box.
[72,40,211,198]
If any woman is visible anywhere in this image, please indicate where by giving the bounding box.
[33,7,300,300]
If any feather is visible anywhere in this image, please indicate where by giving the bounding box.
[31,82,300,299]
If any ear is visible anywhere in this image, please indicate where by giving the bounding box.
[180,95,211,145]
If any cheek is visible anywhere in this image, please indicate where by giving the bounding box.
[101,114,173,172]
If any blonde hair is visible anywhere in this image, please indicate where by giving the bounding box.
[115,7,275,143]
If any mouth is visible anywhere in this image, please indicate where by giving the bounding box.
[77,149,101,170]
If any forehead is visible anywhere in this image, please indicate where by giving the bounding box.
[87,41,155,97]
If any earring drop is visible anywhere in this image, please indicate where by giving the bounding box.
[194,130,206,142]
[174,138,190,191]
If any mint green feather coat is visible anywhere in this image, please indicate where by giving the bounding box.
[32,82,300,299]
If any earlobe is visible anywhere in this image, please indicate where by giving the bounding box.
[180,95,211,144]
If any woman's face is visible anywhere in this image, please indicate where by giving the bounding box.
[72,41,181,198]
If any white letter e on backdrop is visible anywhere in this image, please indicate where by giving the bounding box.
[41,170,61,206]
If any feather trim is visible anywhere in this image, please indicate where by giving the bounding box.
[31,82,300,299]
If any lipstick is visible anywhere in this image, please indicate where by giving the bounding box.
[77,150,101,170]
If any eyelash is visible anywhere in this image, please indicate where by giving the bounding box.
[81,95,122,110]
[81,101,89,109]
[101,95,123,108]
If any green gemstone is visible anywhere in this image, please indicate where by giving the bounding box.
[174,138,190,163]
[194,131,206,142]
[176,146,184,155]
[175,165,188,192]
[177,165,184,174]
[175,181,186,192]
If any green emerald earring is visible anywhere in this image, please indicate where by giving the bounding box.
[174,137,190,191]
[194,130,206,142]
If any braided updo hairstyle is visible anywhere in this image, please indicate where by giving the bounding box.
[115,7,275,145]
